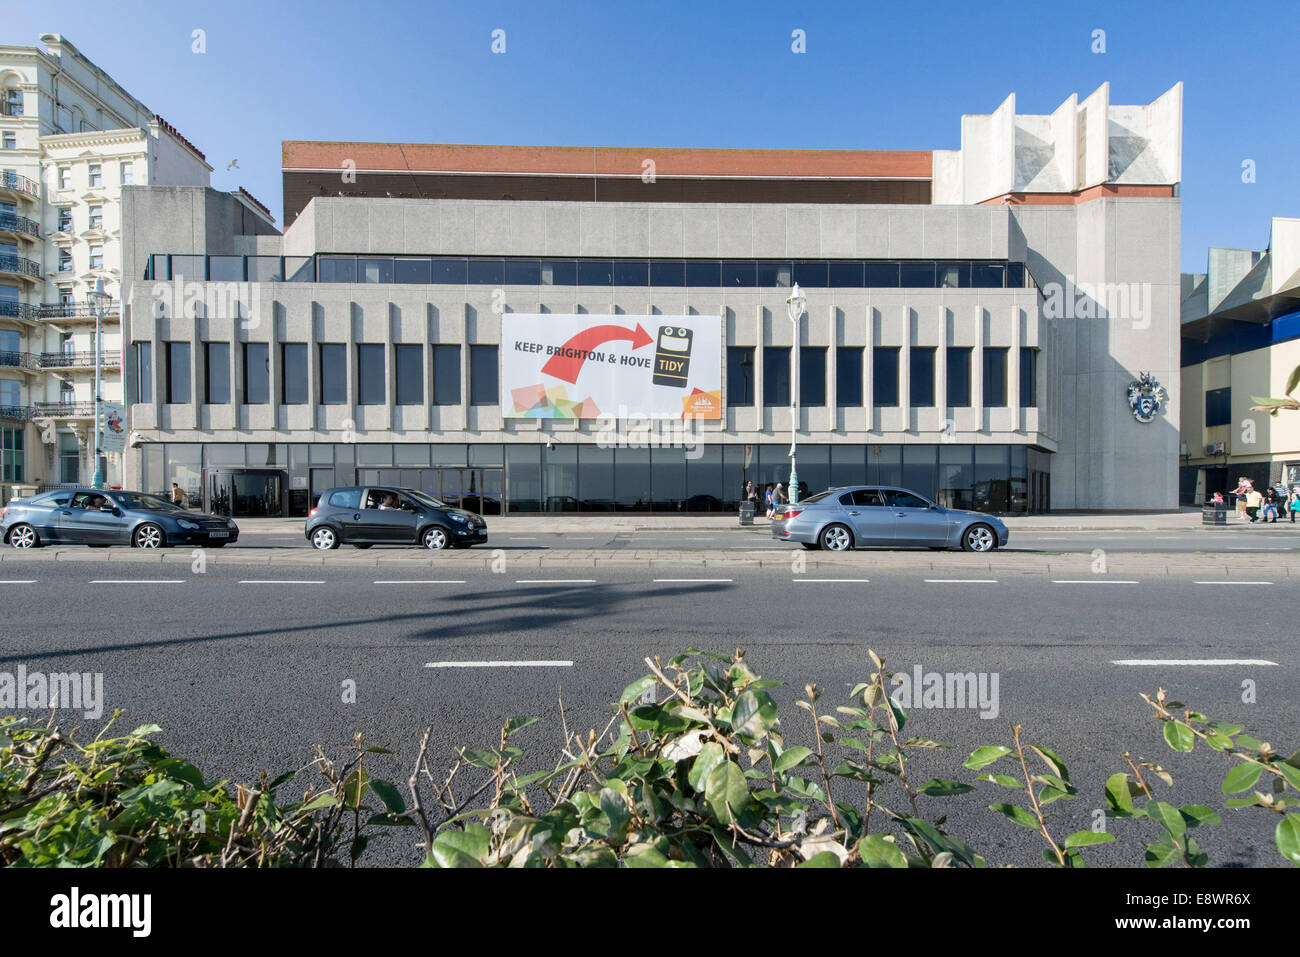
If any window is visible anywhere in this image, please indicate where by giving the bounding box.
[328,489,362,509]
[800,347,827,407]
[983,347,1008,408]
[469,345,497,405]
[281,343,307,404]
[357,344,385,405]
[1,132,13,151]
[726,347,755,407]
[58,167,71,189]
[432,345,461,405]
[204,342,230,404]
[763,347,791,406]
[1205,387,1231,428]
[910,347,936,407]
[57,208,72,232]
[120,162,133,185]
[319,344,347,405]
[1,426,23,482]
[89,244,103,270]
[88,206,102,230]
[946,347,972,408]
[2,89,20,115]
[88,164,102,187]
[832,348,863,408]
[243,342,269,404]
[165,342,191,404]
[135,342,152,403]
[872,347,899,407]
[395,344,422,405]
[358,258,393,284]
[883,489,930,509]
[58,248,73,272]
[1019,347,1037,408]
[0,380,18,406]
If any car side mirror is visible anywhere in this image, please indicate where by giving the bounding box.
[100,505,116,513]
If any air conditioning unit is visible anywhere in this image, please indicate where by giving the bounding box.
[1205,442,1225,455]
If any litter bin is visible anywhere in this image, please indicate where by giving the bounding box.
[1202,505,1228,527]
[739,501,755,526]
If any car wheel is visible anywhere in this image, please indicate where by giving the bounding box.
[8,524,38,548]
[819,524,854,552]
[311,526,340,550]
[133,524,165,548]
[351,543,372,549]
[801,542,819,551]
[422,526,450,550]
[962,523,996,552]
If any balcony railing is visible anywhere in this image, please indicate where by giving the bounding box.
[0,212,40,238]
[38,350,121,368]
[38,301,120,320]
[0,350,36,370]
[0,254,40,279]
[32,401,95,417]
[0,171,39,199]
[0,300,36,321]
[0,405,31,422]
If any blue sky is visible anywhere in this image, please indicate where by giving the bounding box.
[12,0,1297,271]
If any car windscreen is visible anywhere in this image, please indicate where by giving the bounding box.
[112,493,182,511]
[402,489,452,510]
[798,490,836,505]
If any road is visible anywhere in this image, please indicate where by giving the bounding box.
[1,556,1294,867]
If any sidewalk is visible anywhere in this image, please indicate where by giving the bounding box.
[230,508,1227,535]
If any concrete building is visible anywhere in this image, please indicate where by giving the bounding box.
[0,33,214,496]
[120,83,1183,516]
[1179,217,1300,503]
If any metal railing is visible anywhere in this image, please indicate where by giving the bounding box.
[32,401,95,417]
[38,350,121,368]
[0,211,40,238]
[0,300,36,321]
[0,171,39,198]
[38,301,120,320]
[0,350,36,370]
[0,405,31,422]
[0,254,40,278]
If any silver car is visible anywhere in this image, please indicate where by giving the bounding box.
[771,486,1009,552]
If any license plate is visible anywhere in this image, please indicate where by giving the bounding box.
[208,530,229,538]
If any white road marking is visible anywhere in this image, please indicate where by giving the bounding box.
[1112,659,1278,667]
[1193,580,1273,585]
[793,578,871,583]
[1051,579,1139,584]
[0,580,36,584]
[374,579,467,584]
[426,660,573,669]
[514,578,596,584]
[90,579,185,584]
[924,579,999,583]
[507,537,538,540]
[653,578,733,583]
[1228,546,1291,550]
[238,579,325,584]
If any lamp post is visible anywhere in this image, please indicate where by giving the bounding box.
[785,282,806,505]
[87,279,109,489]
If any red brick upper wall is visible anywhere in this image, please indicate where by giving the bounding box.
[282,142,933,180]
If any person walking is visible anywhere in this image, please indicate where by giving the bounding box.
[1262,487,1279,523]
[772,482,786,514]
[170,482,186,508]
[1288,487,1300,524]
[1230,477,1253,522]
[1245,486,1263,523]
[764,484,774,519]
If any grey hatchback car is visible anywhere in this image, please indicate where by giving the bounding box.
[772,486,1009,552]
[2,488,239,548]
[305,486,488,550]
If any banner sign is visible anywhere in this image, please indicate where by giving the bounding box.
[100,402,126,453]
[501,314,722,419]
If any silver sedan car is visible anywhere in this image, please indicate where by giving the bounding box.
[771,486,1009,552]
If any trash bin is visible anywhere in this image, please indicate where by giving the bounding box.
[739,501,755,526]
[1202,505,1228,527]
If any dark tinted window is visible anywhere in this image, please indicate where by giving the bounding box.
[328,489,361,509]
[613,260,648,286]
[792,261,828,288]
[649,261,684,286]
[394,258,432,284]
[542,260,577,285]
[983,347,1007,407]
[576,260,613,286]
[467,259,504,285]
[727,347,755,406]
[872,347,899,407]
[828,261,864,287]
[972,263,1005,288]
[1006,263,1026,288]
[936,262,969,288]
[166,342,190,404]
[320,344,347,405]
[884,489,930,509]
[756,262,792,287]
[837,347,863,406]
[357,344,385,405]
[722,261,756,287]
[685,261,721,287]
[432,345,461,405]
[800,347,826,407]
[910,347,936,407]
[946,347,971,408]
[763,346,790,406]
[243,342,268,405]
[282,344,308,404]
[1020,347,1037,407]
[395,344,422,405]
[504,260,541,285]
[430,258,468,284]
[205,342,230,405]
[469,345,497,405]
[851,488,885,506]
[318,256,356,283]
[1205,387,1231,427]
[358,258,393,283]
[899,262,935,288]
[136,342,152,403]
[32,492,71,506]
[864,262,900,287]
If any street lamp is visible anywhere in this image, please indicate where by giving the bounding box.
[785,282,806,505]
[87,279,110,489]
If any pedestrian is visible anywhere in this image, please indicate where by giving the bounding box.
[1261,488,1279,523]
[1210,491,1224,506]
[170,482,186,508]
[764,484,774,519]
[745,481,757,507]
[1289,487,1300,524]
[1245,486,1263,523]
[1230,477,1252,521]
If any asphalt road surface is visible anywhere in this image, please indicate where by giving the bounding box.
[1,561,1294,868]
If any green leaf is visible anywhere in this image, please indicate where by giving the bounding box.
[618,676,656,706]
[1065,830,1116,848]
[1163,722,1195,752]
[773,746,814,773]
[1144,842,1179,868]
[1221,762,1265,794]
[797,851,842,868]
[688,742,725,792]
[1029,745,1069,781]
[857,834,908,868]
[1179,805,1220,829]
[298,792,339,813]
[885,694,907,733]
[504,716,539,735]
[1224,795,1263,809]
[127,724,163,737]
[459,748,498,769]
[1105,773,1135,813]
[964,745,1012,770]
[430,824,490,868]
[731,689,779,739]
[917,779,974,797]
[1276,814,1300,865]
[1207,721,1245,737]
[704,761,750,827]
[978,772,1022,789]
[989,803,1041,830]
[369,779,405,814]
[1150,801,1186,841]
[1286,364,1300,396]
[1277,762,1300,792]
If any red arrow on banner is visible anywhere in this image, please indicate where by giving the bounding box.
[540,323,654,383]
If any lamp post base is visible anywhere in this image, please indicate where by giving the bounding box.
[788,466,799,505]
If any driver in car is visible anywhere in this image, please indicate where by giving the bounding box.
[378,493,399,510]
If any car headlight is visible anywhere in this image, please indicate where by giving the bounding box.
[178,519,200,530]
[448,513,468,523]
